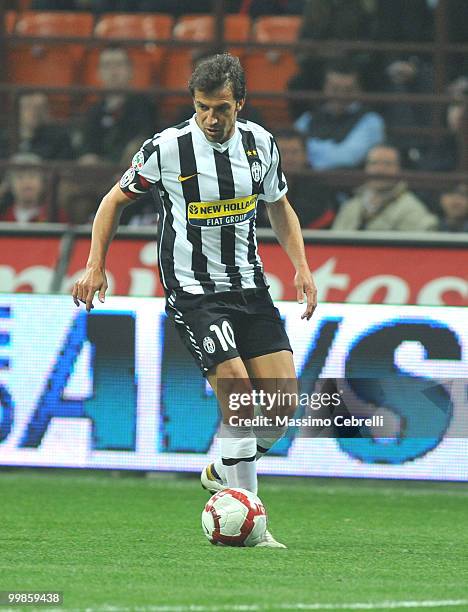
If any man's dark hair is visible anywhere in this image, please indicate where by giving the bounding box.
[188,53,246,101]
[324,57,359,78]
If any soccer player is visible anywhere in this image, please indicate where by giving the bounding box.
[72,53,317,548]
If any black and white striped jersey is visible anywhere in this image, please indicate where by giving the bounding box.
[119,115,287,295]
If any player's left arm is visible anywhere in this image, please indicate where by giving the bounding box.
[266,195,317,320]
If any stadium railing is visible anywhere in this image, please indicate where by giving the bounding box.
[0,159,466,223]
[0,221,466,295]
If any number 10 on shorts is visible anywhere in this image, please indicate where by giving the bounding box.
[209,321,236,352]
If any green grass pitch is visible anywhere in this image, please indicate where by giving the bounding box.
[1,470,467,611]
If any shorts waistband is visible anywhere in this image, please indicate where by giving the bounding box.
[171,287,269,306]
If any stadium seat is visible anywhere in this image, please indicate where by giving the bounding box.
[15,11,94,37]
[5,11,17,34]
[6,44,77,117]
[94,13,174,80]
[167,12,251,78]
[243,52,298,126]
[160,14,251,123]
[172,13,250,43]
[95,13,173,40]
[6,45,76,86]
[7,12,92,117]
[244,16,301,127]
[159,53,192,125]
[12,11,93,69]
[254,15,301,43]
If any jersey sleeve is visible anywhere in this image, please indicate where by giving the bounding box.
[119,138,161,200]
[259,137,288,203]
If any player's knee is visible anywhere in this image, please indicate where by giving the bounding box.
[214,358,247,380]
[213,359,253,423]
[276,379,299,419]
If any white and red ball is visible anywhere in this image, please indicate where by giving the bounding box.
[201,487,267,547]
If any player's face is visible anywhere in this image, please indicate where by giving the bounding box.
[193,86,244,143]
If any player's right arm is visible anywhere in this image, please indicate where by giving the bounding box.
[72,183,131,312]
[73,137,160,311]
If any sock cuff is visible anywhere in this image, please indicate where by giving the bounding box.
[222,455,256,466]
[219,430,257,461]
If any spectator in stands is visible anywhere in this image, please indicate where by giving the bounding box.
[381,56,434,164]
[438,184,468,232]
[78,46,156,165]
[372,0,434,45]
[120,196,159,227]
[332,145,438,231]
[416,98,466,172]
[295,59,385,171]
[61,185,101,225]
[105,143,158,227]
[15,92,74,160]
[288,0,374,119]
[371,1,436,155]
[0,127,9,161]
[0,153,67,223]
[274,133,335,229]
[371,0,439,131]
[447,1,468,79]
[447,0,468,41]
[448,76,468,100]
[370,0,466,82]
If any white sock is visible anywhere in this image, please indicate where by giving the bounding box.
[253,404,287,459]
[254,425,288,460]
[255,426,287,459]
[219,423,257,494]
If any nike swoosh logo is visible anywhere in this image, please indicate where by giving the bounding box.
[128,184,147,194]
[178,173,199,182]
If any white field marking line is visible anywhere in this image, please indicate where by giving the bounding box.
[48,599,468,612]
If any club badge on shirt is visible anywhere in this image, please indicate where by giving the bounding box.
[250,161,262,183]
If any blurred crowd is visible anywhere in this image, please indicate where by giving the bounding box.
[1,0,467,231]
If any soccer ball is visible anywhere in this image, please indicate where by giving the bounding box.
[201,487,267,547]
